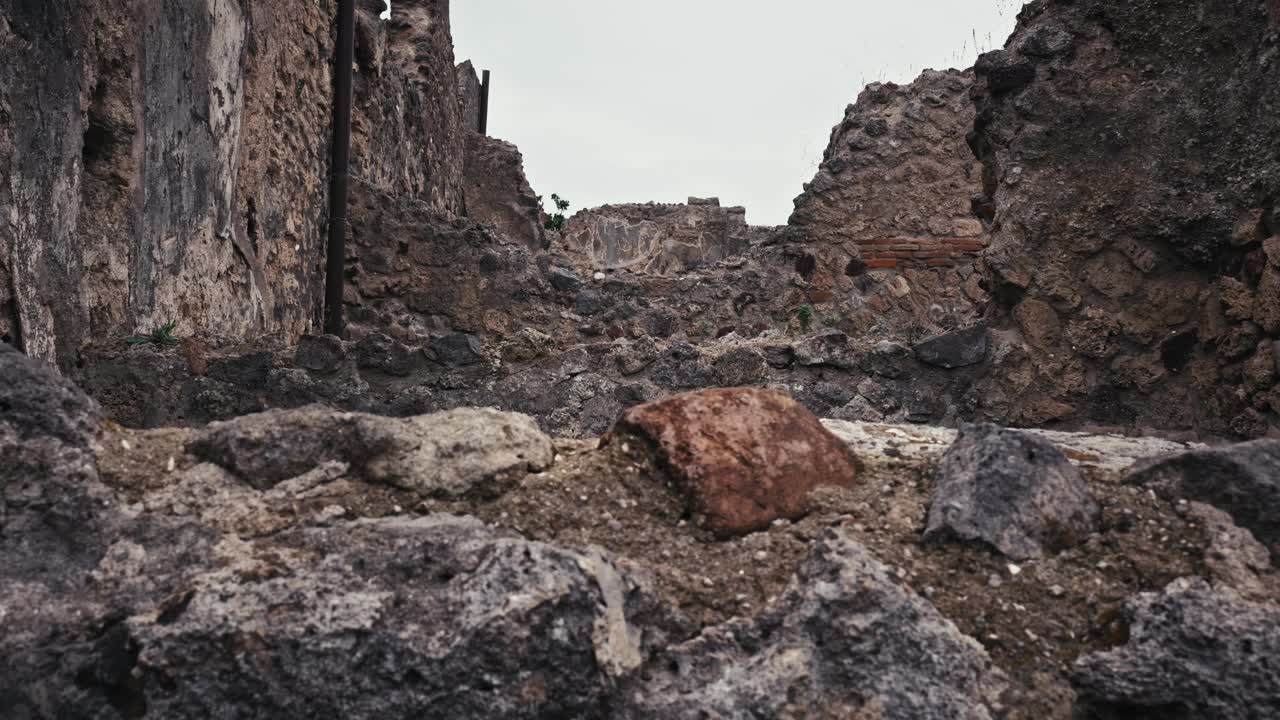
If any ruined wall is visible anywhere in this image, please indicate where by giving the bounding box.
[457,60,483,134]
[0,0,464,369]
[560,199,768,275]
[970,0,1280,436]
[462,134,546,251]
[352,0,466,214]
[788,69,986,271]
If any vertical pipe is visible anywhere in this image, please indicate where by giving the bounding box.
[478,69,491,136]
[324,0,357,336]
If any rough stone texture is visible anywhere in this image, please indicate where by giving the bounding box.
[0,0,466,369]
[1071,578,1280,719]
[788,69,987,272]
[456,59,483,133]
[970,0,1280,436]
[924,424,1102,560]
[463,133,547,251]
[560,199,772,275]
[914,323,990,369]
[1124,439,1280,561]
[188,404,553,498]
[602,388,861,537]
[618,529,1008,719]
[0,343,110,591]
[344,180,561,348]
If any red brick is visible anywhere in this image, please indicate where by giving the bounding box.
[866,259,898,269]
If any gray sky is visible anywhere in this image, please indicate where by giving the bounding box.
[434,1,1021,225]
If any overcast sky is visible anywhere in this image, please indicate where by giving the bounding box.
[421,1,1021,225]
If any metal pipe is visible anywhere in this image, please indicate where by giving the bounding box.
[324,0,357,336]
[478,69,491,136]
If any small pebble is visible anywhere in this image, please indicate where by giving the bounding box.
[1049,585,1066,597]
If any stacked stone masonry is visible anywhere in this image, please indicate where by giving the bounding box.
[788,69,987,271]
[0,0,467,370]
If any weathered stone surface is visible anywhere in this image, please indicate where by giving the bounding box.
[463,133,546,251]
[456,59,484,133]
[0,0,467,368]
[617,529,1007,718]
[0,343,110,588]
[1125,440,1280,560]
[295,334,347,374]
[970,0,1280,436]
[188,405,553,498]
[602,388,861,537]
[560,199,770,275]
[1072,578,1280,719]
[924,424,1101,560]
[914,323,990,369]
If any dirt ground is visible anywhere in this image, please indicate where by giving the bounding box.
[96,422,1274,716]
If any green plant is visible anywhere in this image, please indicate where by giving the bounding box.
[795,305,814,333]
[540,193,571,231]
[126,320,179,347]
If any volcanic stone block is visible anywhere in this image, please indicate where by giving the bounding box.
[924,423,1101,559]
[602,388,861,537]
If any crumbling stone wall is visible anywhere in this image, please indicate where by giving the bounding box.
[0,0,465,369]
[457,60,483,133]
[788,69,986,271]
[462,134,546,251]
[970,0,1280,436]
[560,199,771,275]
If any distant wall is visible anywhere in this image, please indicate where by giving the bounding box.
[560,199,774,275]
[0,0,465,368]
[787,69,986,271]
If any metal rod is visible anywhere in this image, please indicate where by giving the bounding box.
[324,0,357,336]
[478,69,491,136]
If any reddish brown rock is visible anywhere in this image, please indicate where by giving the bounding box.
[602,388,860,537]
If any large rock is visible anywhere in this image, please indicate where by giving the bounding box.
[0,343,110,587]
[188,405,554,499]
[1072,578,1280,719]
[924,424,1101,560]
[602,388,861,537]
[970,0,1280,436]
[617,529,1007,718]
[3,511,688,719]
[1124,440,1280,561]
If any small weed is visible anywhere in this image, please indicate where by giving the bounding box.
[540,193,571,231]
[795,305,814,333]
[126,320,179,347]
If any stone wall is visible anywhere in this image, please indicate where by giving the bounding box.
[0,0,465,369]
[788,69,986,271]
[462,133,546,251]
[457,60,483,133]
[559,199,771,275]
[970,0,1280,436]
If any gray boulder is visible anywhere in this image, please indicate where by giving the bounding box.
[1124,440,1280,561]
[188,405,554,498]
[0,343,110,587]
[924,424,1101,560]
[1072,578,1280,719]
[616,529,1008,719]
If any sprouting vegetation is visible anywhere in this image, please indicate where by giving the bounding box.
[541,193,571,231]
[795,304,814,333]
[126,320,179,347]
